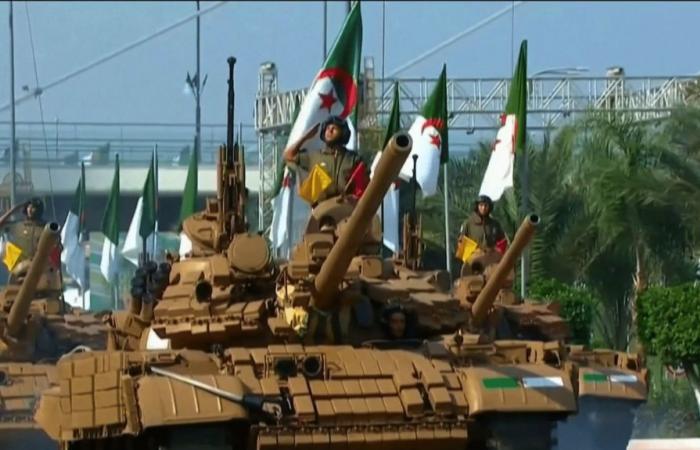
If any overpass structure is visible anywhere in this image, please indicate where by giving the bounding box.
[254,59,699,234]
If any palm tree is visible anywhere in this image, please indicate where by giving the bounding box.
[565,112,696,349]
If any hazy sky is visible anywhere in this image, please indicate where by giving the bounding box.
[1,1,699,128]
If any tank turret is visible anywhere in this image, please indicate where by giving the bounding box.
[106,56,278,352]
[4,222,60,338]
[469,214,539,326]
[313,132,412,311]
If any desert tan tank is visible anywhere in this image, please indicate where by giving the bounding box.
[0,222,106,448]
[35,132,577,450]
[452,216,647,450]
[34,56,577,449]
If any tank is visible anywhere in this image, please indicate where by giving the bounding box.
[34,57,575,450]
[452,216,647,450]
[0,222,107,448]
[104,57,279,353]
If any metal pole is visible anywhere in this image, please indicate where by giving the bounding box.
[195,0,202,167]
[443,164,452,275]
[520,150,529,299]
[379,0,386,252]
[322,1,327,61]
[9,0,17,207]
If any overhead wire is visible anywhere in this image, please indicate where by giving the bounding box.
[0,1,227,113]
[388,1,525,77]
[24,1,57,221]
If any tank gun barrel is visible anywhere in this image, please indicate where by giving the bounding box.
[149,365,281,420]
[471,214,539,326]
[313,132,412,311]
[6,222,60,338]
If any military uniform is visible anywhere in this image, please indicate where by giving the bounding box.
[3,218,46,263]
[291,146,362,202]
[460,211,505,250]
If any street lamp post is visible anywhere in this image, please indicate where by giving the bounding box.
[185,1,207,163]
[531,66,589,78]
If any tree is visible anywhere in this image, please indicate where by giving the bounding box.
[638,283,700,414]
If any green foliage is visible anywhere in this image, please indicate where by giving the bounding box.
[638,283,700,365]
[529,278,597,346]
[634,357,700,438]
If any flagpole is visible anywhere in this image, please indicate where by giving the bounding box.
[9,0,17,207]
[322,1,327,61]
[153,143,159,261]
[443,164,452,275]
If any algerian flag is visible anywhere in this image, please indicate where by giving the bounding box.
[371,81,402,253]
[270,172,293,250]
[399,64,449,197]
[100,155,120,282]
[269,2,362,253]
[479,40,527,201]
[122,151,158,265]
[61,162,87,289]
[178,142,198,258]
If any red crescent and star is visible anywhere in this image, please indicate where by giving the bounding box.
[315,68,357,118]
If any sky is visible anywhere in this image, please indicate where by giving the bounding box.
[1,1,699,133]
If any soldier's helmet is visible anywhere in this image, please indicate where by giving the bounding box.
[320,115,351,146]
[24,197,44,220]
[474,194,494,212]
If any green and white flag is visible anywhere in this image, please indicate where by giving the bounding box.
[480,40,527,201]
[122,151,158,265]
[371,81,402,252]
[178,144,198,257]
[61,162,87,289]
[400,64,449,196]
[270,2,362,252]
[100,155,120,281]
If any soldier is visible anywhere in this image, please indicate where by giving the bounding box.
[1,198,50,268]
[283,115,368,203]
[459,195,507,254]
[380,304,415,340]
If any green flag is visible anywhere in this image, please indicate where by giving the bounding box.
[506,40,527,153]
[479,40,527,201]
[139,154,157,239]
[382,81,402,149]
[100,155,120,281]
[179,143,199,226]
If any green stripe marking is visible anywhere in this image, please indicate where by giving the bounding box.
[483,377,519,389]
[583,373,608,383]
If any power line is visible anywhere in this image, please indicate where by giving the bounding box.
[388,1,525,77]
[0,1,228,113]
[24,1,57,221]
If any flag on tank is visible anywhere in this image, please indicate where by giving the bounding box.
[122,151,158,265]
[178,144,198,258]
[61,162,87,289]
[100,156,120,282]
[370,81,402,252]
[399,64,449,197]
[269,1,362,252]
[479,40,527,201]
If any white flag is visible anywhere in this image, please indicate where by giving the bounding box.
[479,114,517,202]
[61,211,86,288]
[399,116,443,196]
[121,197,156,266]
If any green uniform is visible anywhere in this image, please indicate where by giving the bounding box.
[459,211,505,250]
[292,145,362,202]
[2,219,46,263]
